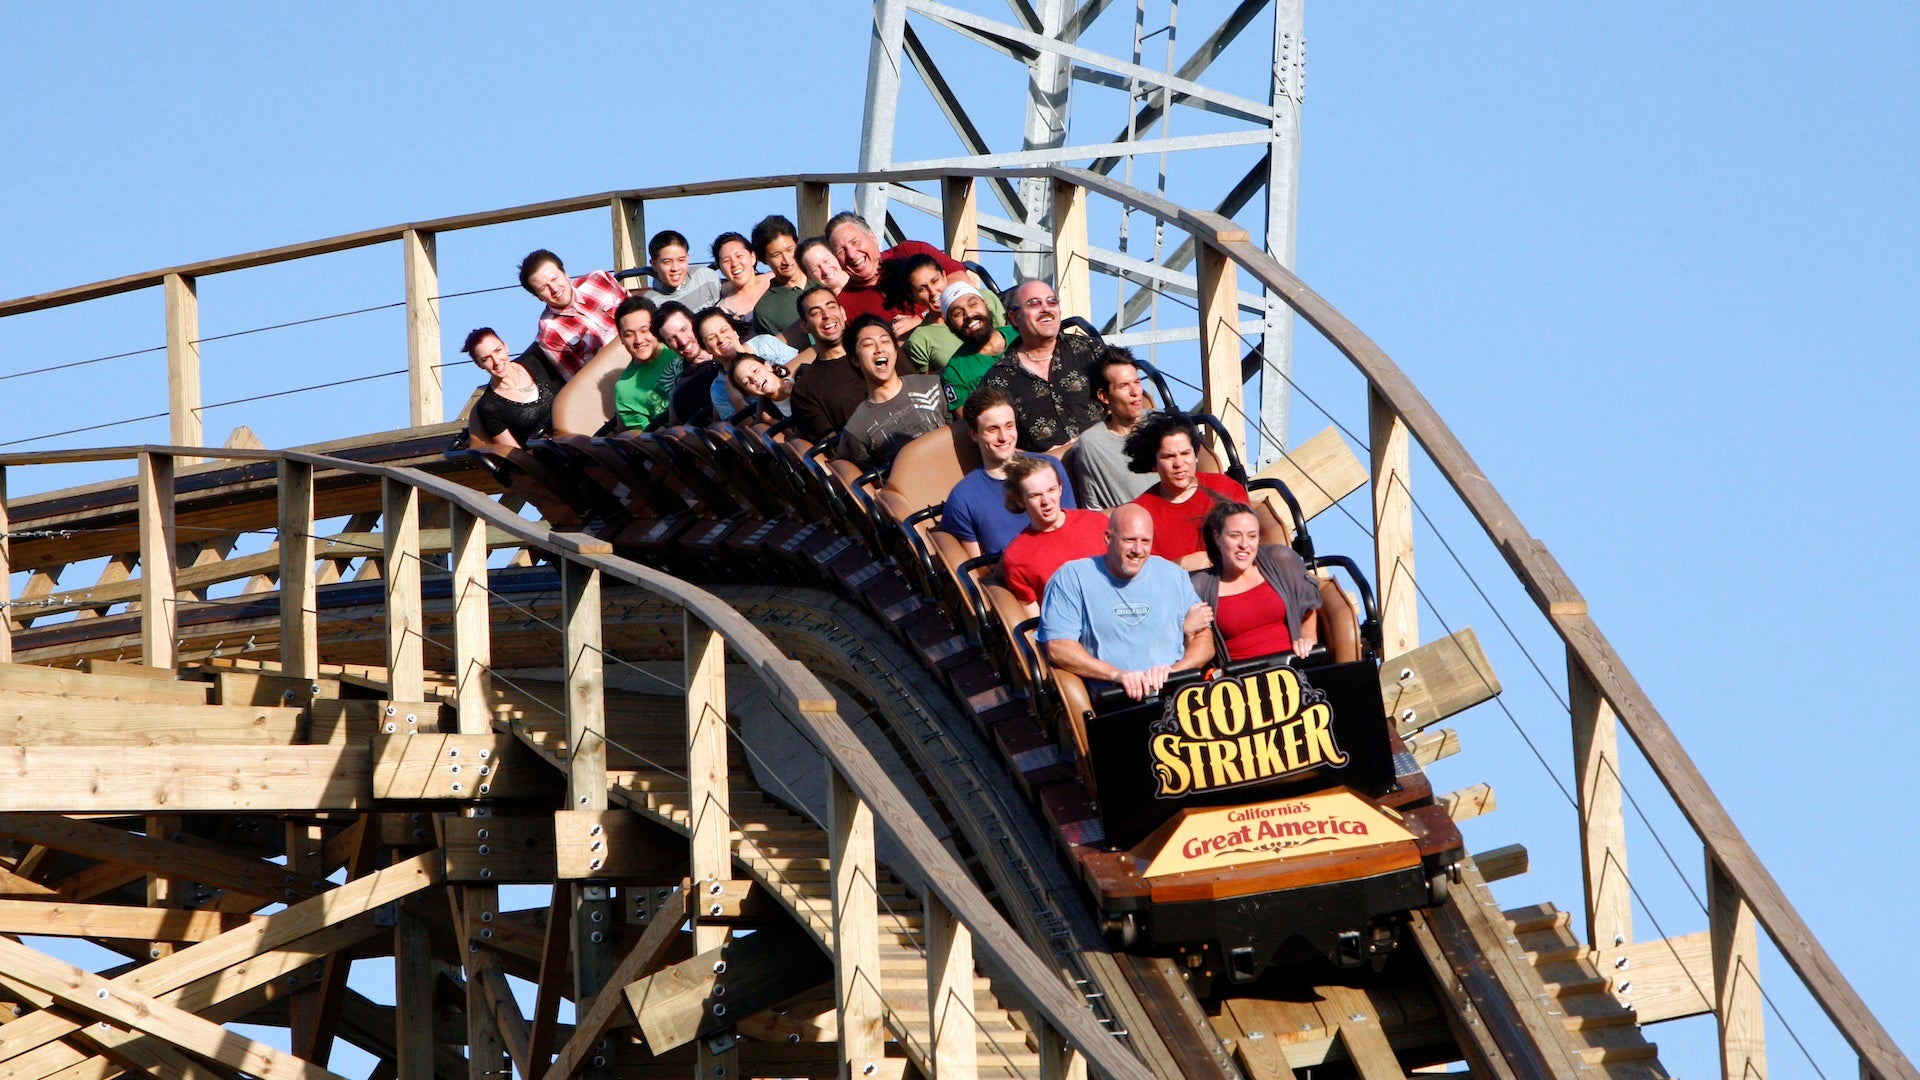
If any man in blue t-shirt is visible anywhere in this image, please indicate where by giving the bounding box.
[938,387,1076,559]
[1039,503,1213,703]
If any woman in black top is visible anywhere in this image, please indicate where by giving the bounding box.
[464,328,557,448]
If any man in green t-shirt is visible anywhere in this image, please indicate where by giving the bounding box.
[937,283,1017,409]
[610,297,684,431]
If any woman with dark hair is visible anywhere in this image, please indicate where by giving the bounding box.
[463,327,556,449]
[1124,411,1249,567]
[712,231,773,325]
[1191,500,1321,661]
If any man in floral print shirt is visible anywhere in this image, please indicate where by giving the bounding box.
[977,280,1105,452]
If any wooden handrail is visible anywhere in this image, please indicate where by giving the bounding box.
[2,159,1910,1078]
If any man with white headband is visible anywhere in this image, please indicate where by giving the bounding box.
[936,280,1018,407]
[903,257,1008,373]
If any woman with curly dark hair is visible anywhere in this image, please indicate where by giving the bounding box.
[1123,411,1249,568]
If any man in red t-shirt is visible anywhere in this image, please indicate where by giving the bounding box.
[1000,456,1110,606]
[826,212,968,334]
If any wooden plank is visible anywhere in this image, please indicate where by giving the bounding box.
[285,819,327,1057]
[371,734,554,802]
[828,767,884,1079]
[1381,627,1500,735]
[544,883,688,1080]
[942,176,979,262]
[137,451,177,671]
[1051,178,1090,322]
[0,662,210,705]
[1571,656,1631,951]
[1248,424,1368,526]
[395,910,435,1080]
[1317,983,1403,1080]
[0,813,315,903]
[383,478,423,703]
[0,699,304,745]
[1404,727,1460,768]
[1601,930,1713,1024]
[402,229,442,428]
[1369,390,1416,659]
[448,505,492,734]
[0,744,373,811]
[562,561,606,811]
[685,610,736,1080]
[611,197,645,273]
[1710,857,1767,1079]
[796,181,831,240]
[1503,537,1587,616]
[526,886,573,1076]
[0,900,253,941]
[280,459,318,680]
[294,816,375,1068]
[625,924,831,1054]
[163,273,202,452]
[1440,783,1496,822]
[925,893,978,1080]
[1197,244,1245,435]
[1472,844,1529,883]
[1039,1024,1089,1080]
[0,934,349,1080]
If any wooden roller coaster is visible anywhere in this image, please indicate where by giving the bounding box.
[0,165,1910,1080]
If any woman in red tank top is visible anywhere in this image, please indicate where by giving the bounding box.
[1189,501,1322,662]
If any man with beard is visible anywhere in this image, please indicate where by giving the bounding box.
[978,280,1105,451]
[834,315,953,471]
[936,282,1018,408]
[826,212,967,331]
[789,284,866,441]
[1063,345,1160,508]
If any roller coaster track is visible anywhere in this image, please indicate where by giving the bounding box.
[0,166,1910,1080]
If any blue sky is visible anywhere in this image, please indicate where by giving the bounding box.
[2,4,1915,1077]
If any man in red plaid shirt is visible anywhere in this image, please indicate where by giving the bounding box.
[518,249,629,378]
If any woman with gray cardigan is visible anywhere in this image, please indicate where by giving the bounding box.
[1189,500,1321,662]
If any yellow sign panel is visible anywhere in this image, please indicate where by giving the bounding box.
[1141,790,1415,879]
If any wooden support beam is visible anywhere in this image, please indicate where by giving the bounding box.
[137,450,177,670]
[1370,390,1417,659]
[1039,1025,1087,1080]
[543,883,687,1080]
[403,228,443,427]
[828,767,885,1080]
[559,557,613,1071]
[462,882,512,1080]
[685,612,732,902]
[383,478,424,703]
[0,934,351,1080]
[0,699,305,745]
[0,744,373,811]
[0,900,253,940]
[285,819,327,1057]
[796,181,831,240]
[295,816,374,1068]
[1601,930,1713,1023]
[527,887,571,1077]
[1571,656,1631,951]
[1319,983,1403,1080]
[1473,844,1529,883]
[449,504,493,734]
[1198,243,1246,437]
[626,924,831,1054]
[0,465,10,663]
[395,910,436,1080]
[611,197,645,274]
[926,892,978,1080]
[279,459,319,680]
[1710,856,1767,1080]
[1051,178,1090,322]
[163,272,202,453]
[942,176,980,262]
